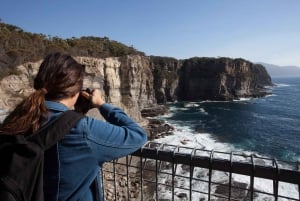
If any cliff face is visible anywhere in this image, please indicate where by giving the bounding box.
[0,61,40,110]
[150,56,181,103]
[78,55,156,122]
[151,57,272,102]
[0,55,273,119]
[0,55,156,123]
[178,57,272,101]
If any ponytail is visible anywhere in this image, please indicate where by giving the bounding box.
[0,88,48,135]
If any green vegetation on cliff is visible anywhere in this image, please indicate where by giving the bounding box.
[150,56,178,81]
[0,22,144,79]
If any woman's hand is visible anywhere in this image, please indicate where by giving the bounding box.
[81,89,105,107]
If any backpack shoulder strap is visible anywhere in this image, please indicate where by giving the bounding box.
[28,110,83,150]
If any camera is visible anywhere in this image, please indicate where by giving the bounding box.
[74,88,92,114]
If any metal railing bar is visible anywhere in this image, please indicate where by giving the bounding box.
[101,168,105,199]
[208,150,214,200]
[112,160,117,200]
[155,146,159,201]
[139,155,144,201]
[126,156,130,201]
[189,148,195,201]
[298,161,300,200]
[273,158,279,201]
[172,146,177,201]
[229,152,233,200]
[132,147,300,184]
[141,157,147,170]
[250,155,255,200]
[189,165,193,201]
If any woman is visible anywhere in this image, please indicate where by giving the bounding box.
[0,52,148,201]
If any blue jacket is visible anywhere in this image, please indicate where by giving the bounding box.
[43,101,147,201]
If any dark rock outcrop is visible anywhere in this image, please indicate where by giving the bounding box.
[141,105,174,140]
[151,56,273,102]
[150,56,181,103]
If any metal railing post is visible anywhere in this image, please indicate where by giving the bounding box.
[208,150,214,200]
[273,158,279,201]
[229,152,233,201]
[189,148,195,201]
[113,160,117,200]
[139,148,144,201]
[250,155,255,200]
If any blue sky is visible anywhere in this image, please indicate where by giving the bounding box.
[1,0,300,66]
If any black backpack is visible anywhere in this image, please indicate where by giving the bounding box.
[0,110,83,201]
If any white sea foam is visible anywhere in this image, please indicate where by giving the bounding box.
[184,102,200,108]
[200,100,232,103]
[153,121,299,200]
[159,111,174,118]
[233,97,252,101]
[274,83,290,87]
[198,108,208,115]
[177,107,189,111]
[265,94,277,97]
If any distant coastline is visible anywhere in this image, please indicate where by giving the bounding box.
[257,62,300,78]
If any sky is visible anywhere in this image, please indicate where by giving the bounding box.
[1,0,300,67]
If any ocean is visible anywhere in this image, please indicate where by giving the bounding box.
[153,77,300,200]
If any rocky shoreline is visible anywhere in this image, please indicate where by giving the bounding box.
[141,105,175,140]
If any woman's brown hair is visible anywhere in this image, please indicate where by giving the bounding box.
[0,52,85,135]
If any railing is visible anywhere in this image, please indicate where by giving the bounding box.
[102,142,300,201]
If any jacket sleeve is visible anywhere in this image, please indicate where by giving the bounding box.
[84,103,148,164]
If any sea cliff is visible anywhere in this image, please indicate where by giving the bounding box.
[150,56,272,102]
[0,55,272,114]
